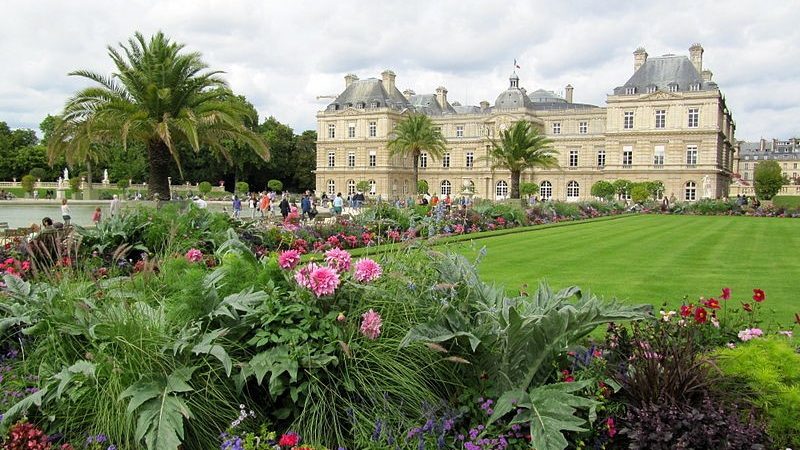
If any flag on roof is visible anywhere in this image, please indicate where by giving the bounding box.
[514,59,520,69]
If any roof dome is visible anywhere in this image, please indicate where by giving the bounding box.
[528,89,567,103]
[494,72,533,109]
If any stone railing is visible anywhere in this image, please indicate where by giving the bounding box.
[0,180,226,192]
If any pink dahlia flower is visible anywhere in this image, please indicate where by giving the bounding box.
[360,309,382,340]
[186,248,203,263]
[354,258,382,283]
[324,248,352,273]
[278,250,301,270]
[295,263,340,297]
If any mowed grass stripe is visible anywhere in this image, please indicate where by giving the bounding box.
[446,215,800,322]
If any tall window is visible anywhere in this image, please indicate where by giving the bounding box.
[597,149,606,167]
[654,145,665,166]
[744,162,748,170]
[440,180,451,195]
[466,151,474,168]
[625,87,636,95]
[669,84,679,93]
[419,152,428,168]
[369,150,376,167]
[442,152,451,168]
[327,180,336,195]
[368,121,377,137]
[623,112,634,129]
[688,108,699,128]
[368,180,376,195]
[348,123,356,138]
[579,121,588,134]
[456,125,464,138]
[655,110,666,129]
[347,151,355,167]
[328,124,335,138]
[569,150,578,168]
[622,146,633,167]
[686,145,698,166]
[540,181,552,199]
[684,181,697,201]
[566,181,580,199]
[347,179,356,195]
[552,122,561,134]
[327,151,335,167]
[496,180,508,198]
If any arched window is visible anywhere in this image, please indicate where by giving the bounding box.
[567,181,580,199]
[327,180,336,195]
[540,181,552,200]
[495,180,509,199]
[440,180,452,196]
[347,179,356,195]
[368,179,377,195]
[685,181,697,201]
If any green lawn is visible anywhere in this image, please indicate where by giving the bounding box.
[773,195,800,209]
[447,215,800,325]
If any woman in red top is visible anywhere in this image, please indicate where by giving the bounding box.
[91,207,102,224]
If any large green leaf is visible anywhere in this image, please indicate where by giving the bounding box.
[519,381,599,450]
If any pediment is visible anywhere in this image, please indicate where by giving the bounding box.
[338,107,363,116]
[641,90,683,101]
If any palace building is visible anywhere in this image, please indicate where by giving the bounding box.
[315,44,737,202]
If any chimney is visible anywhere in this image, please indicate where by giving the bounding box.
[344,73,359,88]
[480,100,490,111]
[689,43,704,73]
[381,69,396,93]
[435,86,448,109]
[402,89,416,100]
[701,69,713,82]
[760,138,765,152]
[633,47,648,72]
[565,84,574,103]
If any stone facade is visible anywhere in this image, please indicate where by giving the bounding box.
[315,44,737,202]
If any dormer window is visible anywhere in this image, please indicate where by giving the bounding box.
[346,103,353,108]
[689,83,701,92]
[356,102,365,109]
[330,104,340,111]
[668,84,679,93]
[371,101,380,108]
[646,85,657,94]
[625,87,636,95]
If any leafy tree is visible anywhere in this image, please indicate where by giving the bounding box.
[387,114,447,193]
[486,121,558,199]
[29,167,47,180]
[52,31,268,199]
[590,180,615,200]
[235,181,249,195]
[69,177,81,196]
[292,130,317,191]
[267,179,283,192]
[21,174,36,194]
[612,179,632,200]
[630,183,650,204]
[520,182,539,197]
[356,180,370,194]
[417,180,429,194]
[39,115,57,146]
[198,181,212,196]
[117,179,129,195]
[754,160,786,200]
[645,180,665,200]
[14,145,50,178]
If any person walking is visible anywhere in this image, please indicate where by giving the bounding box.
[332,192,344,216]
[232,195,242,219]
[110,194,121,217]
[279,195,291,220]
[91,207,102,224]
[61,198,72,226]
[301,191,312,220]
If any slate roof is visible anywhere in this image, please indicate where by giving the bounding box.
[408,94,457,115]
[327,78,411,111]
[613,55,718,95]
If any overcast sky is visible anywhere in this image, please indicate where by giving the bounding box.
[2,0,799,141]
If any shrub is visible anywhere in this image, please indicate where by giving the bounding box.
[612,179,632,200]
[117,179,129,192]
[20,174,36,194]
[630,183,650,204]
[754,160,786,200]
[235,181,249,194]
[520,182,539,197]
[356,180,370,193]
[29,167,47,180]
[417,179,428,194]
[714,336,800,447]
[198,181,213,195]
[267,179,283,192]
[591,180,615,200]
[68,176,81,195]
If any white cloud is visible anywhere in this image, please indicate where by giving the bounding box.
[1,0,799,140]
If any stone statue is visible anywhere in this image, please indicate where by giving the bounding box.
[103,169,109,183]
[58,177,63,188]
[702,175,712,199]
[63,167,69,180]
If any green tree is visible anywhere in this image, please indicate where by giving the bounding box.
[754,160,786,200]
[612,179,632,200]
[590,180,615,200]
[387,114,446,194]
[21,174,36,195]
[644,180,665,200]
[29,167,47,180]
[630,183,650,204]
[117,179,130,196]
[51,32,268,199]
[198,181,212,196]
[417,180,429,194]
[486,121,558,199]
[356,180,370,193]
[267,179,283,192]
[235,181,249,195]
[520,182,539,197]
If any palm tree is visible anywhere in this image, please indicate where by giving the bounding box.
[47,115,108,199]
[487,121,558,199]
[51,31,268,199]
[387,114,446,194]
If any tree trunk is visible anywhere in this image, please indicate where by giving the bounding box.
[413,151,420,194]
[510,170,521,199]
[147,139,172,200]
[86,160,93,200]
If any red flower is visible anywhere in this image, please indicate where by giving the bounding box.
[680,304,694,317]
[606,417,617,438]
[694,306,708,324]
[278,432,300,447]
[703,298,720,310]
[742,303,753,312]
[720,287,731,300]
[752,289,765,303]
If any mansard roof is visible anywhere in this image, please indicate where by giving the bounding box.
[327,78,411,111]
[613,55,718,95]
[408,94,457,115]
